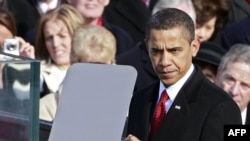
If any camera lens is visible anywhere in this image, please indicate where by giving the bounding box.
[7,43,17,51]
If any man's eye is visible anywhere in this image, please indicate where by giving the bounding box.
[150,48,160,52]
[169,48,180,53]
[45,36,53,41]
[151,49,159,53]
[171,48,178,52]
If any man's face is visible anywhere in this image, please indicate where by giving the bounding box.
[216,62,250,111]
[67,0,109,20]
[147,28,199,86]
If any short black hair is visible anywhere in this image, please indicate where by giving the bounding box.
[145,8,195,43]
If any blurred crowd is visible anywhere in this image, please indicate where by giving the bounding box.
[0,0,250,140]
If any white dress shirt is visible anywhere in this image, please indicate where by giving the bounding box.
[241,107,247,124]
[158,64,194,113]
[38,0,59,13]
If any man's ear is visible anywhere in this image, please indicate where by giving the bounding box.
[191,38,200,57]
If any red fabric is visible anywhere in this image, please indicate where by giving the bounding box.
[248,0,250,4]
[96,17,103,26]
[150,90,169,139]
[142,0,146,4]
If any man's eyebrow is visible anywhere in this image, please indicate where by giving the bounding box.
[166,46,182,50]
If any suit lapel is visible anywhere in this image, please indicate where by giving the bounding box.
[132,82,159,141]
[152,67,204,140]
[144,83,159,141]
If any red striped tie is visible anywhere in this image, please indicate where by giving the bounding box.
[150,90,169,139]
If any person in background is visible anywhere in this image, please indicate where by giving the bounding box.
[103,0,151,45]
[226,0,250,24]
[0,8,35,59]
[66,0,134,56]
[39,25,117,121]
[1,0,67,39]
[192,0,229,43]
[124,8,241,141]
[0,8,35,92]
[35,4,85,97]
[193,41,226,83]
[70,25,116,64]
[0,8,35,141]
[220,16,250,51]
[152,0,196,22]
[215,44,250,125]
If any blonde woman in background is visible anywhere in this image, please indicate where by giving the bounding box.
[40,25,117,121]
[71,24,116,64]
[35,4,85,97]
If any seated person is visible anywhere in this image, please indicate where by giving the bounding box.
[39,24,117,121]
[193,41,226,83]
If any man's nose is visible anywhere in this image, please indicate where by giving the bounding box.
[160,52,172,66]
[229,83,240,96]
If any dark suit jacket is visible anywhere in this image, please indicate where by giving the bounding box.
[245,103,250,125]
[227,0,250,24]
[116,42,159,92]
[103,0,151,44]
[2,0,66,38]
[126,67,242,141]
[102,18,134,56]
[1,0,38,37]
[220,16,250,51]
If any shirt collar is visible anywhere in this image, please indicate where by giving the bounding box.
[241,107,247,124]
[159,64,194,102]
[38,0,58,13]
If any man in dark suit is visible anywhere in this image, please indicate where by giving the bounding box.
[124,8,242,141]
[215,44,250,125]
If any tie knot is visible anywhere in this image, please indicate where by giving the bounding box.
[159,90,168,103]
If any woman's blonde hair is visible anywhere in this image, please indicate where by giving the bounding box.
[71,25,116,64]
[35,4,84,62]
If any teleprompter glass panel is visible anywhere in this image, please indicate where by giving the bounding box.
[0,52,40,141]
